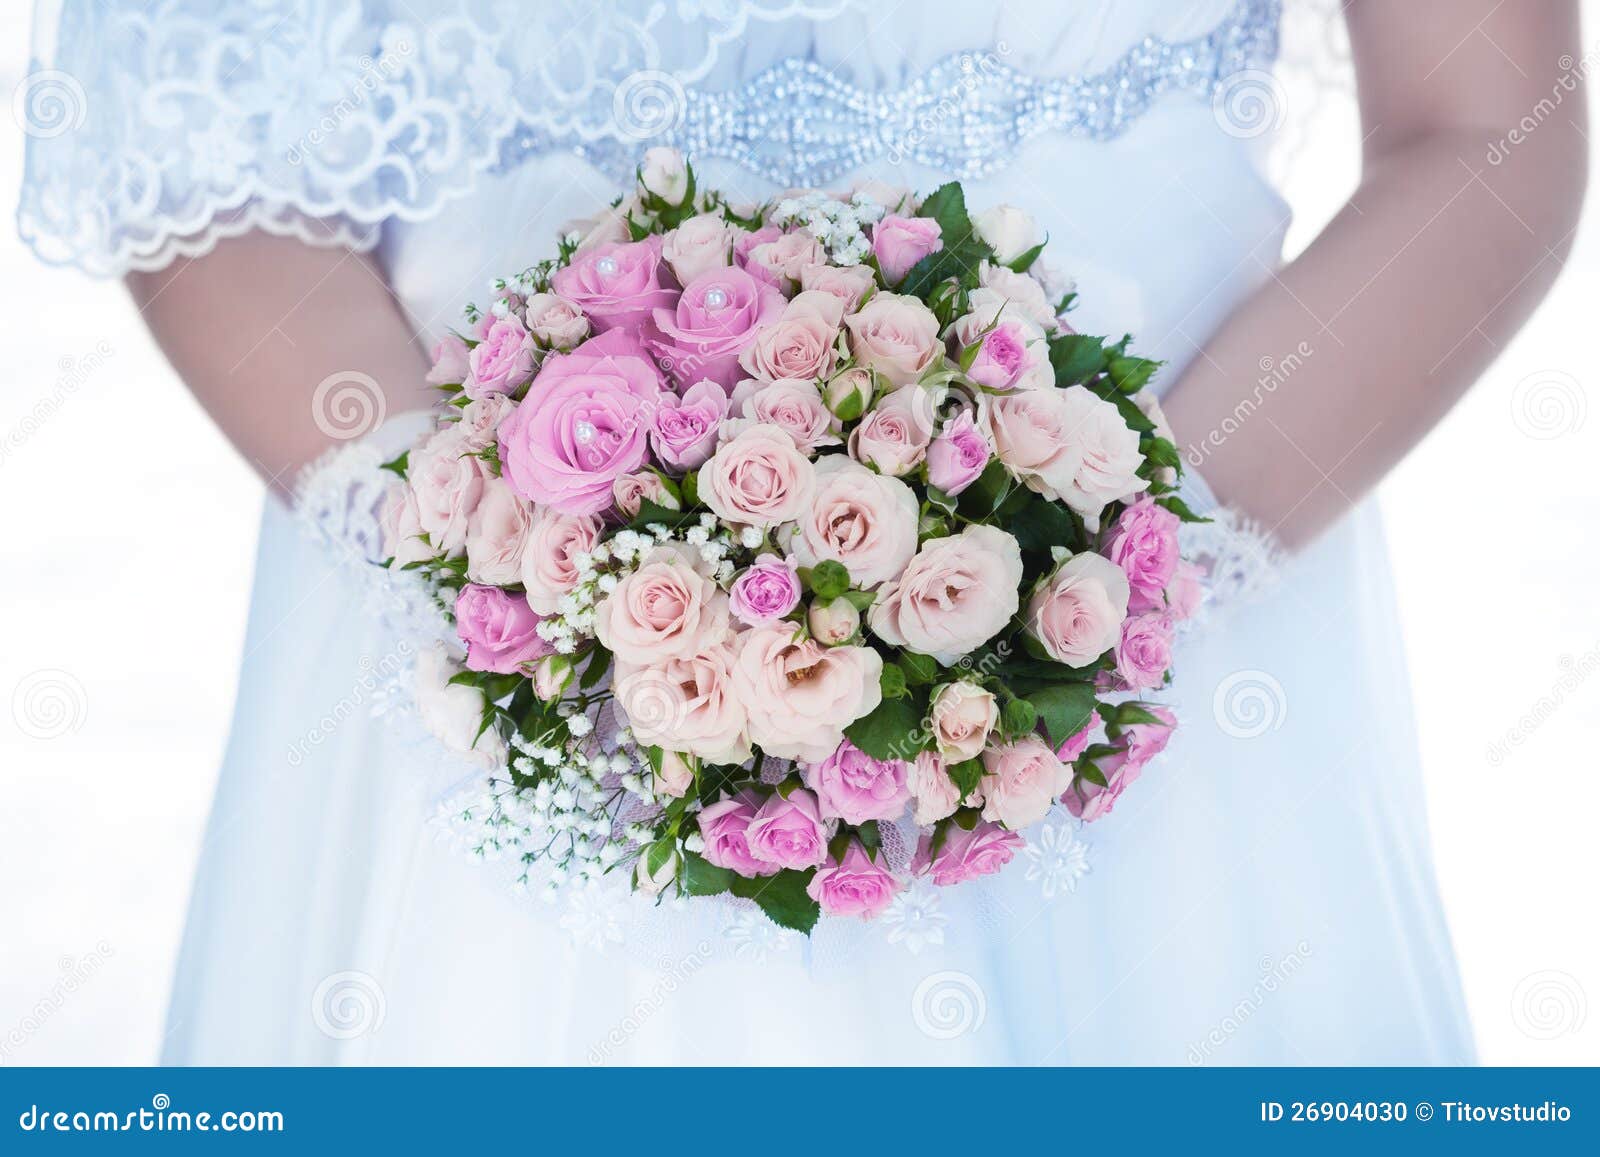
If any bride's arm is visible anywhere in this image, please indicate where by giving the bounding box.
[1160,0,1586,548]
[126,233,434,497]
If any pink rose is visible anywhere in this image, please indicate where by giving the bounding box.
[380,482,430,568]
[550,236,679,334]
[455,584,551,674]
[807,597,861,644]
[726,377,839,454]
[638,146,690,204]
[523,292,590,349]
[912,821,1024,886]
[1166,560,1204,621]
[699,424,816,528]
[989,385,1147,528]
[414,647,507,770]
[1106,498,1181,613]
[980,736,1072,828]
[425,334,470,386]
[531,654,574,701]
[1054,708,1101,763]
[848,385,938,476]
[456,394,516,450]
[594,542,730,664]
[650,379,728,472]
[653,750,695,798]
[807,843,902,919]
[1027,552,1131,667]
[409,427,486,556]
[950,314,1049,391]
[799,263,876,311]
[737,291,843,382]
[929,681,999,763]
[697,790,779,878]
[560,198,639,252]
[614,643,749,765]
[743,230,827,289]
[464,475,534,586]
[520,508,601,614]
[804,739,911,825]
[1121,704,1177,765]
[647,266,785,390]
[785,456,918,587]
[845,293,943,386]
[1063,749,1143,822]
[908,751,962,825]
[925,410,991,495]
[734,624,883,762]
[466,315,535,397]
[728,553,802,626]
[612,471,678,519]
[868,524,1022,665]
[732,224,782,271]
[1114,612,1174,691]
[872,213,943,284]
[497,328,665,515]
[661,214,736,284]
[746,787,830,870]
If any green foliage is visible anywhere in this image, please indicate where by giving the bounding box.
[1027,683,1100,747]
[730,869,820,934]
[845,692,929,760]
[803,560,851,601]
[901,183,996,297]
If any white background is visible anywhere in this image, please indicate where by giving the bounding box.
[1,9,1596,1066]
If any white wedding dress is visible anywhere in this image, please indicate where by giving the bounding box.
[22,0,1475,1064]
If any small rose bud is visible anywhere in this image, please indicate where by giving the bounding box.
[653,750,696,798]
[824,367,875,421]
[638,147,690,205]
[533,654,575,701]
[808,597,861,645]
[636,847,679,895]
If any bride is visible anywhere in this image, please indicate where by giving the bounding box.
[20,0,1584,1063]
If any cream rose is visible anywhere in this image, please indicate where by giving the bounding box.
[908,751,963,825]
[784,455,919,587]
[868,524,1023,665]
[661,213,736,284]
[975,262,1058,328]
[980,736,1071,829]
[520,508,602,615]
[929,681,999,762]
[522,292,590,349]
[988,384,1147,528]
[725,377,839,454]
[595,543,731,665]
[699,424,816,527]
[1026,552,1130,667]
[737,291,843,382]
[464,475,534,586]
[639,146,689,204]
[614,644,750,765]
[408,426,486,556]
[972,203,1042,265]
[734,624,883,762]
[414,646,507,770]
[844,293,943,386]
[799,262,877,311]
[848,385,939,476]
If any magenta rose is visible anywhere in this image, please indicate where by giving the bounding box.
[1063,748,1144,822]
[697,790,779,878]
[1121,705,1177,765]
[466,315,535,397]
[455,584,550,674]
[1106,497,1181,613]
[746,787,830,870]
[926,410,991,495]
[650,379,728,471]
[646,266,786,390]
[550,235,679,333]
[728,553,802,626]
[1114,611,1174,691]
[807,843,902,919]
[912,821,1025,886]
[804,739,912,825]
[965,320,1034,390]
[871,213,943,284]
[497,329,665,515]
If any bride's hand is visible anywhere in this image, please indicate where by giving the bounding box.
[127,232,435,497]
[1161,0,1586,549]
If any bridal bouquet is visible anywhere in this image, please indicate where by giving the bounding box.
[379,148,1204,933]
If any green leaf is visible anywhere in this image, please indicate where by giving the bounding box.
[379,450,409,477]
[879,663,909,700]
[1142,436,1181,471]
[1113,703,1167,728]
[579,644,611,691]
[856,820,882,851]
[730,869,820,934]
[646,839,677,877]
[1158,495,1211,524]
[1077,761,1109,789]
[1008,495,1079,557]
[1048,333,1108,387]
[626,497,693,531]
[844,694,927,761]
[1108,355,1161,394]
[899,650,939,686]
[947,756,984,798]
[1001,696,1038,738]
[901,182,995,297]
[1028,683,1099,746]
[1006,237,1048,273]
[679,851,735,897]
[804,560,850,601]
[841,588,879,612]
[955,458,1013,519]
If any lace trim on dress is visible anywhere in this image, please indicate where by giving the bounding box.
[1175,470,1284,616]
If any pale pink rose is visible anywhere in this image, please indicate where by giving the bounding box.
[1114,611,1174,691]
[409,426,486,556]
[799,263,876,312]
[425,334,470,386]
[647,266,786,390]
[949,312,1050,391]
[1054,708,1101,763]
[807,597,861,645]
[561,197,641,252]
[466,315,535,397]
[699,424,816,528]
[732,224,782,271]
[1027,552,1131,667]
[850,178,916,214]
[650,379,728,472]
[744,230,827,288]
[1107,497,1182,613]
[980,736,1071,829]
[1166,560,1204,621]
[734,624,883,762]
[912,821,1024,886]
[414,647,507,769]
[523,292,590,349]
[456,393,515,450]
[726,377,839,453]
[638,146,690,204]
[845,293,943,386]
[697,789,779,878]
[848,385,938,476]
[804,739,911,825]
[872,213,943,284]
[380,482,431,567]
[614,644,750,765]
[1121,705,1177,765]
[497,329,665,515]
[823,366,877,420]
[1132,390,1179,488]
[975,262,1057,328]
[661,213,736,284]
[737,291,843,382]
[653,750,695,799]
[925,410,991,495]
[550,235,679,333]
[972,203,1041,264]
[612,471,678,519]
[531,654,574,701]
[746,787,830,870]
[785,455,918,587]
[929,681,999,763]
[807,843,902,919]
[595,542,731,664]
[989,384,1146,527]
[908,752,962,825]
[1063,748,1143,822]
[455,584,551,674]
[636,849,678,896]
[520,508,602,614]
[464,475,534,586]
[868,524,1023,665]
